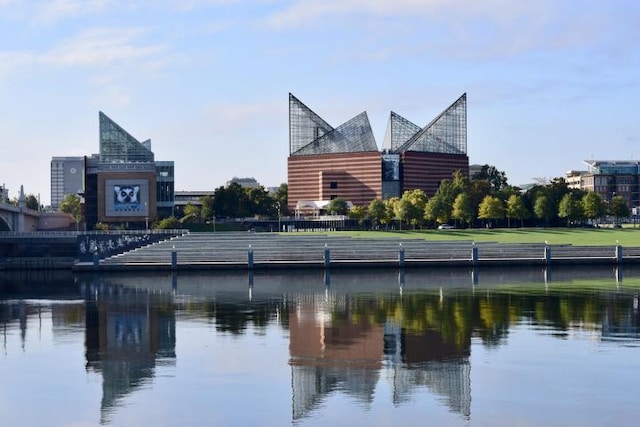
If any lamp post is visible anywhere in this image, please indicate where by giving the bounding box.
[276,201,281,232]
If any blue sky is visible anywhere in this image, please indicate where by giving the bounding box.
[1,0,639,205]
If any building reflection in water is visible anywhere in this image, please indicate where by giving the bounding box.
[81,279,176,423]
[3,266,639,425]
[288,292,471,421]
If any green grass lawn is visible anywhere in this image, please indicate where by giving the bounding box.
[318,227,640,246]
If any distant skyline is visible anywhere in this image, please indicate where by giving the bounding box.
[1,0,639,205]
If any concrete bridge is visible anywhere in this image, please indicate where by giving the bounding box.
[0,201,40,232]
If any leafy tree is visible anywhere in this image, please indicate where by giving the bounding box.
[608,195,630,226]
[477,195,505,228]
[25,194,40,210]
[183,203,201,218]
[400,189,428,228]
[473,164,508,192]
[326,197,348,215]
[59,193,83,228]
[348,205,366,225]
[367,199,386,229]
[213,183,250,218]
[154,216,182,229]
[581,191,606,226]
[558,193,583,226]
[506,194,529,228]
[200,195,214,220]
[533,194,554,225]
[383,198,399,226]
[424,194,449,226]
[393,198,414,230]
[451,193,473,227]
[246,186,274,217]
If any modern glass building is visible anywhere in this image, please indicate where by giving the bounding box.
[287,93,469,214]
[52,112,175,229]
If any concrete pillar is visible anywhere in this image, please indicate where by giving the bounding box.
[324,244,330,268]
[471,244,478,266]
[615,245,623,264]
[544,245,551,265]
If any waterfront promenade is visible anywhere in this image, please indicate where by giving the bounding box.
[75,232,640,271]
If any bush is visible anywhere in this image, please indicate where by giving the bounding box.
[154,216,182,230]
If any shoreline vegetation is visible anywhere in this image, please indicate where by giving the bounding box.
[303,226,640,247]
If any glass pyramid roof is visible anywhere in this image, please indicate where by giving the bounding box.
[394,93,467,155]
[99,112,154,163]
[290,93,378,156]
[382,111,422,152]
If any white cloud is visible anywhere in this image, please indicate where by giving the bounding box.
[44,27,164,67]
[34,0,111,24]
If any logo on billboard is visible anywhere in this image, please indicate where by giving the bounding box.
[114,185,141,211]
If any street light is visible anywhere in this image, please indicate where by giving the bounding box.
[144,202,149,230]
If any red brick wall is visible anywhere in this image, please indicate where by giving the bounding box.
[287,152,382,212]
[401,151,469,196]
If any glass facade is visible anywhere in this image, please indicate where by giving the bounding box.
[99,112,154,163]
[289,94,334,155]
[293,112,378,156]
[382,112,422,152]
[394,93,467,155]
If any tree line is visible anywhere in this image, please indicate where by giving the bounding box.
[345,166,631,229]
[57,164,632,230]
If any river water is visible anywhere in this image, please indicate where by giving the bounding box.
[1,266,639,426]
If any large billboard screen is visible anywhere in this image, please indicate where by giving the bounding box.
[104,179,150,217]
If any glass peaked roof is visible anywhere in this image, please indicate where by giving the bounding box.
[394,93,467,155]
[294,112,378,156]
[289,94,334,155]
[99,112,154,163]
[289,93,467,157]
[382,111,422,152]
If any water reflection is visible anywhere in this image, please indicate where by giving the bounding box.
[1,266,640,426]
[83,280,176,423]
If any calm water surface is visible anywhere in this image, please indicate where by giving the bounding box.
[1,266,639,427]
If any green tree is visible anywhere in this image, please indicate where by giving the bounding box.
[213,183,250,218]
[582,191,606,226]
[533,194,554,225]
[326,197,348,215]
[25,194,40,210]
[558,193,583,226]
[59,193,83,229]
[393,198,414,230]
[473,164,508,192]
[200,195,214,220]
[400,189,428,228]
[246,186,274,217]
[506,194,529,228]
[383,198,398,227]
[424,194,449,226]
[183,203,201,219]
[608,195,630,226]
[367,199,386,229]
[477,195,505,228]
[154,216,182,229]
[451,193,473,227]
[348,205,366,225]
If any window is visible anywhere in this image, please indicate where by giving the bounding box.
[330,181,338,189]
